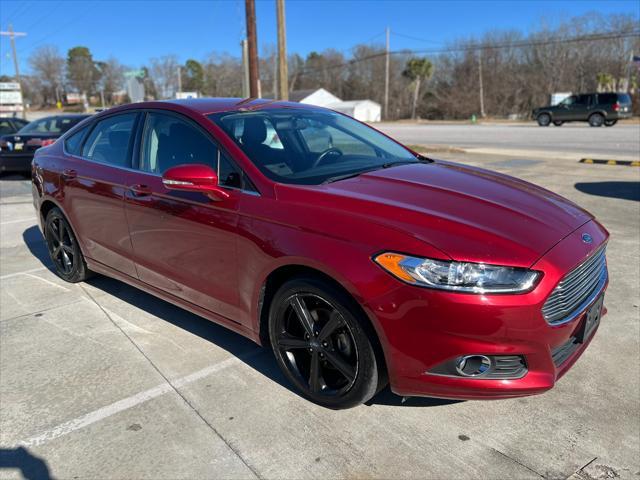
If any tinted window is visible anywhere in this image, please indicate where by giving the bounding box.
[0,120,12,135]
[218,151,243,189]
[209,108,418,185]
[64,126,89,155]
[81,113,136,167]
[19,116,86,134]
[575,95,591,106]
[617,93,632,104]
[598,93,617,104]
[140,113,215,174]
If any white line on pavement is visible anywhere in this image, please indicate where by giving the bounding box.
[0,267,48,280]
[20,350,263,447]
[0,217,35,225]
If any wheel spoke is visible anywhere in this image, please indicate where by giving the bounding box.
[318,311,342,342]
[324,349,356,383]
[52,245,62,258]
[62,244,74,254]
[277,333,309,350]
[59,221,67,243]
[308,351,322,393]
[61,250,73,271]
[290,295,314,336]
[49,224,60,243]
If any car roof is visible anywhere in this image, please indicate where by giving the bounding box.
[107,97,319,116]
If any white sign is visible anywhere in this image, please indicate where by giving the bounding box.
[176,91,199,99]
[0,90,22,105]
[0,82,21,90]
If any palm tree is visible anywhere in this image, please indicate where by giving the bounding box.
[403,57,433,119]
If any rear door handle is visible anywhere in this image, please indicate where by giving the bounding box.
[61,169,77,180]
[129,184,152,197]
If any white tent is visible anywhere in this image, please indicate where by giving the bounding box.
[290,88,382,122]
[328,100,381,123]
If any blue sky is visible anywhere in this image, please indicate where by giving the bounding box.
[1,0,638,75]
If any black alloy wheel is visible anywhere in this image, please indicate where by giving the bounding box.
[269,277,382,409]
[537,113,551,126]
[45,208,91,282]
[589,113,605,127]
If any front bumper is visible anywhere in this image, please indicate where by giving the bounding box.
[365,219,608,400]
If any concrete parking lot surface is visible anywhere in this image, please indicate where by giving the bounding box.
[377,123,640,160]
[1,142,639,478]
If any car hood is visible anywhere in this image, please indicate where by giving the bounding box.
[315,161,592,267]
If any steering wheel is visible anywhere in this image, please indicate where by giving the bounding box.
[312,147,343,168]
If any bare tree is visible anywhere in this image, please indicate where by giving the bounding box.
[28,45,64,106]
[97,57,125,105]
[150,55,179,99]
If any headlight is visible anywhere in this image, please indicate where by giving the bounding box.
[373,252,540,294]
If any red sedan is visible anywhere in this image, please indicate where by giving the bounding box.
[31,99,608,409]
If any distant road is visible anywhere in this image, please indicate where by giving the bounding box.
[376,123,640,159]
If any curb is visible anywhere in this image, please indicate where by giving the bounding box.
[579,159,640,167]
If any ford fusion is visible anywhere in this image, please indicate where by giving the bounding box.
[31,99,608,409]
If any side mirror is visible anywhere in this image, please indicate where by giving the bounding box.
[162,164,230,201]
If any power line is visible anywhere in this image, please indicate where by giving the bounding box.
[391,31,444,45]
[293,29,640,78]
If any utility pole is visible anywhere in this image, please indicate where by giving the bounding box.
[384,27,390,120]
[241,39,250,98]
[276,0,288,100]
[177,66,182,95]
[245,0,260,98]
[0,25,27,118]
[478,49,486,118]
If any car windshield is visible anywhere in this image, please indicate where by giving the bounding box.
[209,108,419,185]
[18,116,85,134]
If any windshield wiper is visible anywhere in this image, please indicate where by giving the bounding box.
[322,168,378,184]
[323,159,426,184]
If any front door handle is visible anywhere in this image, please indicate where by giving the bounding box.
[61,169,77,180]
[129,184,152,197]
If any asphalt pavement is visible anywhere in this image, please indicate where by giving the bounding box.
[0,139,639,479]
[376,122,640,160]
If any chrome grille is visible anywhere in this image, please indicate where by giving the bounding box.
[542,246,607,325]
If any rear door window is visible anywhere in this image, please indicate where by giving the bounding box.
[64,126,89,155]
[81,113,137,167]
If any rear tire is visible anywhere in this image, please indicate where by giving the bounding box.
[44,208,91,283]
[589,113,605,127]
[604,119,617,127]
[268,276,382,409]
[537,113,551,126]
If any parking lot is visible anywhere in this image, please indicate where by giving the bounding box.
[1,124,639,479]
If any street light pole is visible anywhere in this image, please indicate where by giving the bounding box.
[245,0,260,98]
[384,27,390,120]
[0,24,27,118]
[276,0,288,100]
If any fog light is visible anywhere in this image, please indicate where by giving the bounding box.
[455,355,492,377]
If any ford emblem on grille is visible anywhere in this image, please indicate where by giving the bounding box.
[582,233,593,244]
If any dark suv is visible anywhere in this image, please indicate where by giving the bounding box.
[533,92,632,127]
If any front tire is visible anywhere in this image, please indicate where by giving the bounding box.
[45,208,91,283]
[537,113,551,126]
[589,113,605,127]
[268,276,381,409]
